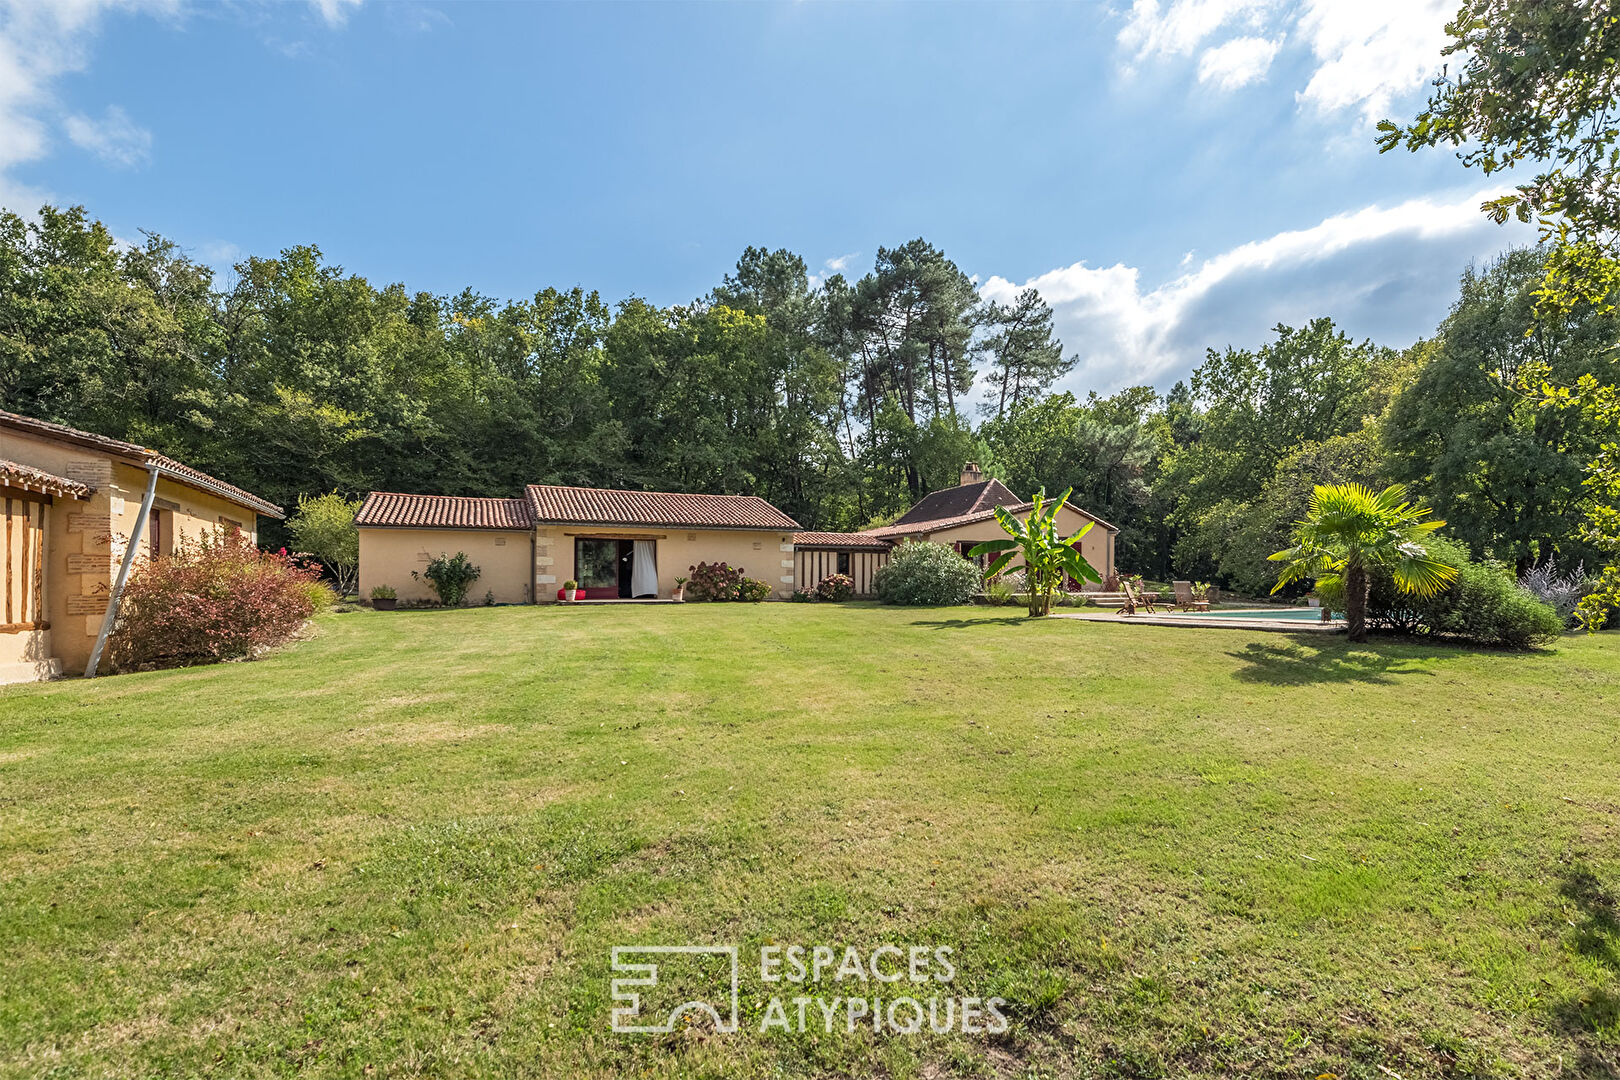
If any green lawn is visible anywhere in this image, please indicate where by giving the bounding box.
[2,605,1617,1079]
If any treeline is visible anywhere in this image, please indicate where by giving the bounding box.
[3,206,1615,588]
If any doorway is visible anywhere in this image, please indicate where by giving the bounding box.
[574,538,658,599]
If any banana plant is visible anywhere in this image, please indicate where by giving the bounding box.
[969,487,1101,617]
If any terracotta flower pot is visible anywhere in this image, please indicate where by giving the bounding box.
[372,597,397,611]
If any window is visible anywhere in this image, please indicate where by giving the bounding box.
[574,538,619,590]
[2,490,48,632]
[954,541,987,570]
[837,551,851,577]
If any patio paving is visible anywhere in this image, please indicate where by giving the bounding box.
[1055,608,1345,633]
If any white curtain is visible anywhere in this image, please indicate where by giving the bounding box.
[631,540,658,598]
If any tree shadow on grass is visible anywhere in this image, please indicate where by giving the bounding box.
[1548,866,1620,1072]
[1226,639,1437,686]
[910,615,1034,630]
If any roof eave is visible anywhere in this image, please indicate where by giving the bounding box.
[794,543,892,550]
[0,468,93,500]
[152,461,284,519]
[1056,501,1120,533]
[1,413,282,518]
[531,519,798,532]
[355,521,531,531]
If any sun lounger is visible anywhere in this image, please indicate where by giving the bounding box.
[1117,579,1157,615]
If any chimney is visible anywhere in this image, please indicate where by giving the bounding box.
[960,462,984,487]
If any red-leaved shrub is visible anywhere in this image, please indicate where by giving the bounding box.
[107,527,323,672]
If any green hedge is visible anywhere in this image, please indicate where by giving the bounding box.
[1356,537,1563,649]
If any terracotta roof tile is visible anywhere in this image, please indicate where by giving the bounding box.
[865,499,1119,539]
[863,506,1011,538]
[0,409,283,518]
[0,459,93,499]
[792,531,893,550]
[888,478,1023,528]
[356,492,535,530]
[526,485,799,531]
[147,455,283,518]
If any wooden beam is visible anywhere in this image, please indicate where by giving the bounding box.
[32,502,44,626]
[5,496,12,626]
[19,500,30,624]
[560,531,669,540]
[0,484,56,503]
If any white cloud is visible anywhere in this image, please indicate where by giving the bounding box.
[0,1,177,209]
[1196,34,1281,89]
[809,251,861,289]
[198,239,241,263]
[310,0,362,27]
[980,187,1533,393]
[1117,0,1453,118]
[388,2,450,34]
[0,1,106,208]
[1295,0,1453,122]
[0,0,358,213]
[65,103,151,166]
[1117,0,1275,61]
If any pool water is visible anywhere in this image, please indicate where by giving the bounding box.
[1171,607,1341,621]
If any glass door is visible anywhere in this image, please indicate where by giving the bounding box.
[573,538,658,599]
[574,538,621,599]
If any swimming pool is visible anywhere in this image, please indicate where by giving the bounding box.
[1169,607,1340,621]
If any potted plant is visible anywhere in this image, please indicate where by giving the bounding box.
[563,579,578,602]
[672,576,687,602]
[1191,581,1213,612]
[369,584,398,611]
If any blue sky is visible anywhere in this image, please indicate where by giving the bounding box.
[1,0,1533,394]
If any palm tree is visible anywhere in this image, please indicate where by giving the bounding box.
[969,487,1101,616]
[1270,483,1458,642]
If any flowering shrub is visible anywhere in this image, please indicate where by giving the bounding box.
[687,561,744,601]
[815,573,855,602]
[413,552,481,606]
[737,577,773,602]
[873,541,981,606]
[107,527,322,672]
[1519,558,1589,625]
[789,588,816,603]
